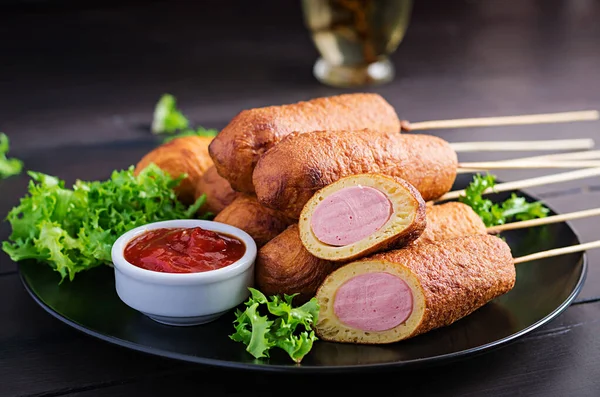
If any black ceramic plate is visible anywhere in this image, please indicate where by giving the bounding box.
[18,173,587,373]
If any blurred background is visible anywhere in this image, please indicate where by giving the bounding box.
[1,0,599,153]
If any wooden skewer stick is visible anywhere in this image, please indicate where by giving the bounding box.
[486,207,600,233]
[458,160,600,170]
[486,150,600,163]
[457,150,600,173]
[513,240,600,264]
[450,138,594,153]
[409,110,599,131]
[438,167,600,202]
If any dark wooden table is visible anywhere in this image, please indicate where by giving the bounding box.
[2,0,600,395]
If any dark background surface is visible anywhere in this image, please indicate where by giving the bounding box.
[2,0,600,396]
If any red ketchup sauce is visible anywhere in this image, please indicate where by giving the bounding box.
[123,227,246,273]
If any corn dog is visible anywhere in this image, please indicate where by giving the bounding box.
[253,130,458,218]
[135,136,214,205]
[256,224,337,303]
[213,194,294,248]
[195,165,239,215]
[315,234,515,344]
[208,93,400,193]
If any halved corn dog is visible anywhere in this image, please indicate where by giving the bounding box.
[314,234,515,344]
[298,173,426,262]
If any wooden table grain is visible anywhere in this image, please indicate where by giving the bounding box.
[2,0,600,396]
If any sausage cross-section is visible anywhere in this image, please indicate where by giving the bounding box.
[299,173,426,262]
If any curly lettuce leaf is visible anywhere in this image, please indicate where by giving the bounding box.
[459,173,550,227]
[230,302,274,359]
[151,94,189,134]
[230,288,319,363]
[0,133,23,179]
[2,164,209,282]
[34,220,84,279]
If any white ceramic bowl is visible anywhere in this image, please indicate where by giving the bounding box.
[111,219,257,326]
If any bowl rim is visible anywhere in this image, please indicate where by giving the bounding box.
[111,219,257,285]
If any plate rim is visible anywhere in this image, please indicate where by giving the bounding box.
[20,254,587,373]
[17,187,589,373]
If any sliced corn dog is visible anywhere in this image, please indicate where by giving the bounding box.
[209,93,400,193]
[195,165,239,215]
[315,234,515,344]
[253,130,458,219]
[255,202,486,303]
[213,194,294,248]
[299,174,426,261]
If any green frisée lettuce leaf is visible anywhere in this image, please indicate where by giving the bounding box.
[0,133,23,179]
[2,164,208,282]
[459,173,550,227]
[230,288,320,363]
[151,93,190,134]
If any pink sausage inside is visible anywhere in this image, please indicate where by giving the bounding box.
[333,272,413,332]
[310,186,392,246]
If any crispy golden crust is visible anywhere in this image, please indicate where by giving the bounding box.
[414,202,487,245]
[315,235,515,344]
[253,130,458,218]
[255,202,486,305]
[194,166,239,215]
[372,234,515,340]
[299,174,426,261]
[208,93,400,193]
[135,136,214,205]
[255,225,341,303]
[213,194,294,248]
